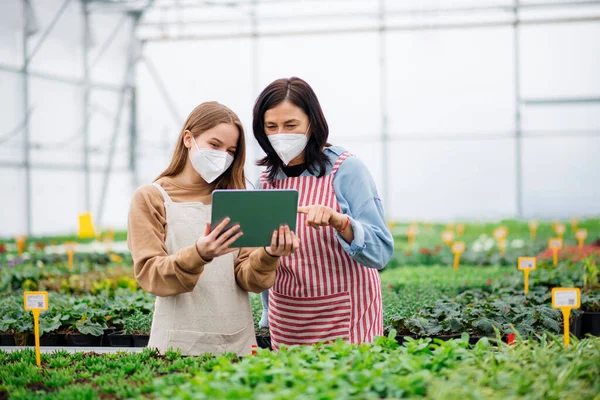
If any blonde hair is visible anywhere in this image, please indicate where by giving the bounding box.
[156,102,246,190]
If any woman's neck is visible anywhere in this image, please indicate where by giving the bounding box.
[173,161,212,188]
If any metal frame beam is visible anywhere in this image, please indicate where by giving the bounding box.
[140,15,600,41]
[0,63,124,92]
[522,97,600,105]
[514,0,523,219]
[0,161,129,173]
[378,0,389,217]
[142,0,600,14]
[26,0,73,64]
[83,0,91,213]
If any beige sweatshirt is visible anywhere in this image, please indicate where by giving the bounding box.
[127,177,279,297]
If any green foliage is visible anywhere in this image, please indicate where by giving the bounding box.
[3,335,598,399]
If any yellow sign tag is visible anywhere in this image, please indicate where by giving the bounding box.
[64,242,77,269]
[552,288,580,308]
[576,228,588,249]
[451,242,465,271]
[24,291,48,311]
[442,231,454,246]
[493,227,507,241]
[78,212,96,239]
[452,242,466,254]
[407,225,418,244]
[570,217,579,231]
[551,287,580,348]
[456,223,465,236]
[548,238,563,249]
[529,220,538,239]
[518,257,536,295]
[575,228,588,240]
[24,291,49,367]
[16,235,27,255]
[555,223,566,239]
[518,257,536,271]
[548,238,562,266]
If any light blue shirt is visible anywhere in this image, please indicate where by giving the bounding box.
[255,145,394,270]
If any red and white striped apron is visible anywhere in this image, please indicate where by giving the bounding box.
[260,151,383,350]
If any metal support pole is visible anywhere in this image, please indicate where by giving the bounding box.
[142,56,182,126]
[251,0,261,172]
[514,1,523,218]
[22,5,32,236]
[379,0,389,218]
[83,0,91,213]
[129,13,142,190]
[130,87,138,187]
[26,0,72,64]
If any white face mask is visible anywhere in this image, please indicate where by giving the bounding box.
[267,124,310,166]
[189,138,234,184]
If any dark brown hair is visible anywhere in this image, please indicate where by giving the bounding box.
[156,101,246,190]
[253,77,331,183]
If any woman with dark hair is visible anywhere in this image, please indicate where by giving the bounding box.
[253,77,394,349]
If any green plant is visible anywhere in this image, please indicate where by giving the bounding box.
[123,310,152,335]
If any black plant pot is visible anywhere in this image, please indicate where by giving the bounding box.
[0,333,16,346]
[67,334,103,347]
[570,313,583,339]
[102,328,116,347]
[132,335,149,347]
[40,334,66,347]
[580,312,600,337]
[108,331,133,347]
[255,334,271,350]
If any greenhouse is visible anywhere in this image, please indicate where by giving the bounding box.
[0,0,599,399]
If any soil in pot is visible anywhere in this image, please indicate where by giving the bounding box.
[67,334,103,347]
[13,333,29,347]
[108,331,133,347]
[132,335,149,347]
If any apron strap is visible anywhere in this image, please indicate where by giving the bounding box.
[331,152,353,175]
[152,182,172,203]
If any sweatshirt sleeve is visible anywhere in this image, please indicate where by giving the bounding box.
[234,247,280,293]
[333,156,394,270]
[127,185,210,297]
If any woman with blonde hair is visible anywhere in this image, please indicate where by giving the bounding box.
[128,101,299,356]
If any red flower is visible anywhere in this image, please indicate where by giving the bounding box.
[486,279,492,285]
[404,250,412,256]
[507,333,515,345]
[419,248,431,255]
[387,284,393,290]
[0,244,6,254]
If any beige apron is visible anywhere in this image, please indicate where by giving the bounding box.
[147,182,257,356]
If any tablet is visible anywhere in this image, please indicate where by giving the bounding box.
[210,189,299,248]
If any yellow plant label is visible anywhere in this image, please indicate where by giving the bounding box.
[451,242,466,254]
[548,238,563,249]
[518,257,536,271]
[552,288,580,309]
[24,291,48,311]
[575,229,588,240]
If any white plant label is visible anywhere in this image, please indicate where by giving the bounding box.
[552,290,578,308]
[25,294,46,310]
